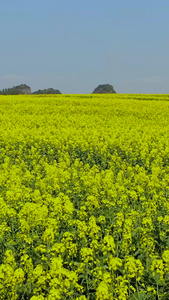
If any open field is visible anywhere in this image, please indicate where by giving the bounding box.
[1,94,169,299]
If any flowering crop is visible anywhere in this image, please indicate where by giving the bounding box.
[0,94,169,299]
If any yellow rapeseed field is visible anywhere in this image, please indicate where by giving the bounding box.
[1,94,169,299]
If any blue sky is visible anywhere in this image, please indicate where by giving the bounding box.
[0,0,169,93]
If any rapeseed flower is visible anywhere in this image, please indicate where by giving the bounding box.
[1,94,169,298]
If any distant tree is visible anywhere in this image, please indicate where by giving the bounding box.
[0,84,31,95]
[92,84,116,94]
[32,88,61,95]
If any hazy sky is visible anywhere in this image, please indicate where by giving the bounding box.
[0,0,169,94]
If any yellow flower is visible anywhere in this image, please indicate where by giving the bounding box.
[151,258,164,281]
[115,276,128,300]
[4,250,16,266]
[102,234,115,255]
[108,255,122,272]
[30,296,45,300]
[98,215,106,224]
[124,257,144,280]
[96,281,112,300]
[81,247,94,263]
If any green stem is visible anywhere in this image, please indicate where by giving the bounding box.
[136,277,139,299]
[157,283,159,300]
